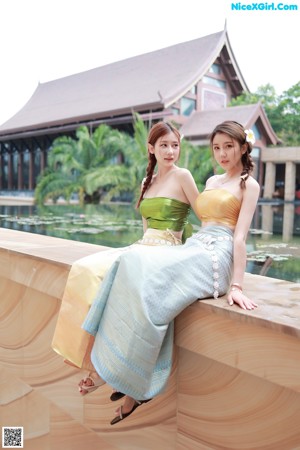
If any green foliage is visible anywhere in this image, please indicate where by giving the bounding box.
[132,112,148,154]
[35,124,140,205]
[179,140,216,191]
[229,81,300,145]
[35,112,219,205]
[120,113,150,201]
[275,82,300,146]
[35,115,154,205]
[230,91,261,106]
[34,169,81,204]
[83,165,136,200]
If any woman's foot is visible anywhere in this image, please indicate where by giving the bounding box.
[110,396,152,425]
[78,372,103,395]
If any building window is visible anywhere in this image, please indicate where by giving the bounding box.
[203,76,226,90]
[251,147,260,159]
[181,97,196,116]
[252,124,261,140]
[190,85,197,94]
[209,64,221,75]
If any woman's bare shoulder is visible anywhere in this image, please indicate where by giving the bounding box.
[246,176,260,192]
[176,167,192,176]
[205,174,219,188]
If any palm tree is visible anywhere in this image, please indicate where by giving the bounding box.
[35,114,215,206]
[83,113,151,204]
[35,124,139,205]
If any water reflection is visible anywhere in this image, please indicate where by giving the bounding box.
[247,202,300,283]
[0,201,299,283]
[259,202,300,241]
[0,203,143,247]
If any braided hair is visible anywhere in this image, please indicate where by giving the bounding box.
[209,120,255,189]
[136,122,181,207]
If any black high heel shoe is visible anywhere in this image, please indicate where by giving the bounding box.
[110,399,152,425]
[110,390,125,401]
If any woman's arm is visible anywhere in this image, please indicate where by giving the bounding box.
[142,217,147,233]
[178,169,199,210]
[228,178,260,309]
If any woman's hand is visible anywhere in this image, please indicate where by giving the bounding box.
[227,289,258,310]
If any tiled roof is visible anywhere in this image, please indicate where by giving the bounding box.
[0,29,248,137]
[180,103,280,145]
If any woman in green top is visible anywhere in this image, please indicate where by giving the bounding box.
[51,121,199,393]
[136,120,199,245]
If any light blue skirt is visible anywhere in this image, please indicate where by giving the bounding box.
[82,226,233,400]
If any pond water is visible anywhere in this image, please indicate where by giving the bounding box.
[0,201,300,283]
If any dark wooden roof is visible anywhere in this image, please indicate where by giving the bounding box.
[0,29,248,139]
[180,103,280,145]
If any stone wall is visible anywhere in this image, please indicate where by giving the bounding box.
[1,228,300,449]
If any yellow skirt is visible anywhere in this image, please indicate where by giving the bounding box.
[51,229,182,371]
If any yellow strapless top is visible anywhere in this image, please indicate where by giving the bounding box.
[195,189,241,227]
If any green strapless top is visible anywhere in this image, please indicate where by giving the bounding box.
[139,197,192,241]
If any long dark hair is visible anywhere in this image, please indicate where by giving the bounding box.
[136,121,181,207]
[209,120,254,189]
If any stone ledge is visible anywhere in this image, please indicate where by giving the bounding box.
[1,228,300,449]
[1,227,299,337]
[0,227,109,266]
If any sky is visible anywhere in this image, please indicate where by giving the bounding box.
[0,0,299,125]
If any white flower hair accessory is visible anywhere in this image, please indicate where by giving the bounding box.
[245,129,255,145]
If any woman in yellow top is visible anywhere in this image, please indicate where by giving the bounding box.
[82,120,260,424]
[51,121,199,390]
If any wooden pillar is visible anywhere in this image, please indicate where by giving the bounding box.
[40,150,46,173]
[28,151,34,190]
[263,162,276,199]
[7,152,13,190]
[284,161,296,201]
[18,152,24,190]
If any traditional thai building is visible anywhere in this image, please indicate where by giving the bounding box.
[1,25,294,199]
